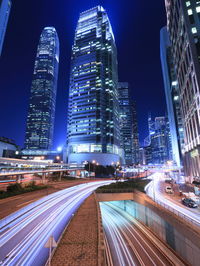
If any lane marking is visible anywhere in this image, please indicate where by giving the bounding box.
[17,200,36,207]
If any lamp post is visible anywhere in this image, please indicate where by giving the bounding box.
[92,160,96,178]
[88,161,91,179]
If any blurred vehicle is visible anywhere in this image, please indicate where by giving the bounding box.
[165,178,173,184]
[182,198,198,208]
[165,186,173,194]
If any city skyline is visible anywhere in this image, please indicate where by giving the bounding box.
[0,2,200,265]
[0,0,166,149]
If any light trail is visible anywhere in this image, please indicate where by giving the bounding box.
[0,180,112,265]
[145,173,200,226]
[102,207,135,266]
[100,202,186,266]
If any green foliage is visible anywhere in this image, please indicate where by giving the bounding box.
[96,179,150,193]
[7,183,23,193]
[84,162,95,172]
[84,163,115,177]
[0,182,48,199]
[62,175,76,180]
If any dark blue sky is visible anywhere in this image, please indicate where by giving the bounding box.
[0,0,166,148]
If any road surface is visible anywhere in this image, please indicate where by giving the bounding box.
[145,172,200,226]
[100,202,186,266]
[0,180,112,265]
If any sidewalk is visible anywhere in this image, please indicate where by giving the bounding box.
[52,194,98,266]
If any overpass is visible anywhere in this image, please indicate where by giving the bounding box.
[0,168,87,183]
[0,157,88,181]
[0,157,67,167]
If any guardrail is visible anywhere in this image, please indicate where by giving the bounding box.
[0,168,70,177]
[96,188,135,194]
[152,197,200,228]
[144,181,200,229]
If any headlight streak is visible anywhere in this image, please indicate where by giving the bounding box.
[145,173,200,226]
[103,203,165,266]
[0,184,84,231]
[100,202,184,266]
[16,189,94,266]
[2,189,93,265]
[0,188,87,246]
[0,181,113,265]
[100,202,136,266]
[104,216,133,265]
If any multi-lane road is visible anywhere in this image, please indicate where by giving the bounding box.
[0,180,112,266]
[100,202,186,266]
[145,172,200,226]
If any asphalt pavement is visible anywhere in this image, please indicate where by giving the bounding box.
[145,173,200,226]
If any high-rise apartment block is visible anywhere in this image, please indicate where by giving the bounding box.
[24,27,59,151]
[165,0,200,182]
[0,0,12,55]
[67,6,123,165]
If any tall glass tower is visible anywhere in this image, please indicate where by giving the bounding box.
[24,27,59,151]
[151,116,172,164]
[67,6,122,165]
[118,82,139,165]
[0,0,12,55]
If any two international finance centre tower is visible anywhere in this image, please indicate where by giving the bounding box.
[25,6,137,165]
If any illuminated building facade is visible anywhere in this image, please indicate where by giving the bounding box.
[144,115,172,165]
[118,82,133,164]
[118,82,139,165]
[132,101,140,164]
[165,0,200,181]
[151,116,172,164]
[67,6,123,166]
[24,27,59,151]
[160,26,184,166]
[0,0,12,55]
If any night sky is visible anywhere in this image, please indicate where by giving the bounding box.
[0,0,167,149]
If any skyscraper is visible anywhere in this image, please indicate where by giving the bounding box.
[67,6,123,165]
[118,82,139,165]
[0,0,12,55]
[160,26,184,166]
[118,82,133,164]
[151,116,172,164]
[132,101,140,164]
[24,27,59,151]
[165,1,200,182]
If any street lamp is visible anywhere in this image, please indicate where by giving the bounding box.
[57,146,63,152]
[87,161,90,178]
[92,160,96,178]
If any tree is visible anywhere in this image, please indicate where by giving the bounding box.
[84,162,95,173]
